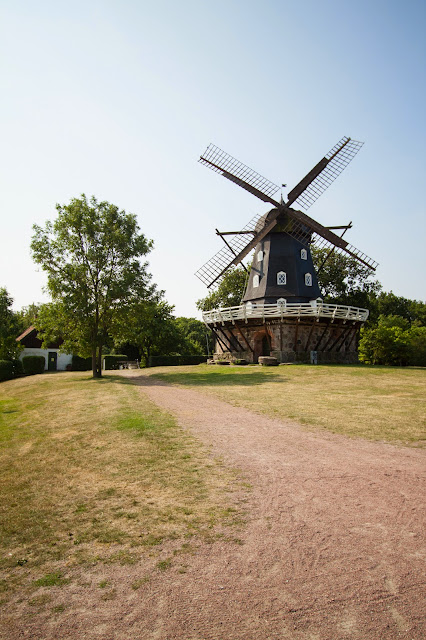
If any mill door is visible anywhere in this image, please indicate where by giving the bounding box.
[48,352,57,371]
[261,334,271,356]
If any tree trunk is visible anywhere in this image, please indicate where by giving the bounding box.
[92,346,98,378]
[97,345,103,378]
[92,345,102,378]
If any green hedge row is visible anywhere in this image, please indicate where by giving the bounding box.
[148,355,207,367]
[0,359,25,382]
[71,355,92,371]
[0,360,13,382]
[103,355,129,370]
[22,355,45,375]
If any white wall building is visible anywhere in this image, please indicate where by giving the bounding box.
[16,327,73,371]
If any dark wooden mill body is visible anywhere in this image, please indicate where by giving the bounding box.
[196,137,378,364]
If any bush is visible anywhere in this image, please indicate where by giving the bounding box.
[148,355,208,367]
[0,360,13,382]
[103,354,129,370]
[71,355,92,371]
[11,359,23,376]
[22,355,45,375]
[409,326,426,366]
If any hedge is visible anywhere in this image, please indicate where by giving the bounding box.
[11,359,23,376]
[103,354,129,370]
[22,355,45,375]
[148,355,208,367]
[71,355,92,371]
[0,360,13,382]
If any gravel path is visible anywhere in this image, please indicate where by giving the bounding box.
[123,372,425,640]
[7,371,424,640]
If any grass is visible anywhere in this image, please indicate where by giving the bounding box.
[0,371,244,605]
[148,364,426,446]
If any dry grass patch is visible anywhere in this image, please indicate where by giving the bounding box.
[0,372,243,606]
[148,364,426,446]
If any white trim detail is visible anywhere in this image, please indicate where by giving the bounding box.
[253,274,260,288]
[277,271,287,285]
[257,250,263,262]
[203,302,369,325]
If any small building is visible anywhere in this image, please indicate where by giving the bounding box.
[16,326,72,371]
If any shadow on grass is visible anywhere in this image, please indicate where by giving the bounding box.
[147,370,285,387]
[61,373,136,385]
[65,369,285,388]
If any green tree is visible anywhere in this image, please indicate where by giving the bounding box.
[115,297,180,365]
[408,326,426,366]
[358,315,411,366]
[311,247,382,311]
[15,303,41,333]
[31,195,153,378]
[174,317,213,355]
[375,292,426,326]
[196,267,249,312]
[0,288,22,360]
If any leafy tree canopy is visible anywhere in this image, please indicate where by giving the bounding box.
[311,247,382,310]
[359,315,426,366]
[174,317,213,356]
[114,296,179,364]
[0,288,22,360]
[15,303,41,334]
[196,267,249,312]
[31,194,154,377]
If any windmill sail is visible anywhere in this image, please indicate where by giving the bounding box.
[195,213,263,287]
[199,144,281,205]
[196,138,377,288]
[287,137,364,210]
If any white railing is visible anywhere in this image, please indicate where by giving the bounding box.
[202,301,369,324]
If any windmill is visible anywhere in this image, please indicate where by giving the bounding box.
[195,137,378,364]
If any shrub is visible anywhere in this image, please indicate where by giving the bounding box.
[148,355,208,367]
[11,359,23,376]
[408,326,426,367]
[0,360,13,382]
[71,355,92,371]
[103,354,129,370]
[22,355,45,375]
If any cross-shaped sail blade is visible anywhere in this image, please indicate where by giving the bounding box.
[199,144,281,205]
[287,137,364,211]
[195,213,263,288]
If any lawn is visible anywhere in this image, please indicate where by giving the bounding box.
[149,364,426,446]
[0,372,243,608]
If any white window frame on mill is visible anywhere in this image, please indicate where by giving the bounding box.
[253,274,260,288]
[257,250,264,262]
[305,273,313,286]
[300,248,308,260]
[277,271,287,285]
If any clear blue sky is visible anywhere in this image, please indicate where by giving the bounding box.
[1,0,425,317]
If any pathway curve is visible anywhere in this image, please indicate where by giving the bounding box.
[119,371,426,640]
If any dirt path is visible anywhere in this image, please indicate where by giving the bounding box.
[6,372,425,640]
[121,372,425,640]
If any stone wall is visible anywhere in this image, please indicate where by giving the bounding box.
[210,317,361,364]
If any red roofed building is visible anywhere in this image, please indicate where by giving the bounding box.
[16,327,73,371]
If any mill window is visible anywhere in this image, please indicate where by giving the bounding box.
[253,274,260,288]
[277,271,287,285]
[305,273,313,286]
[257,250,264,262]
[277,297,286,306]
[300,248,307,260]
